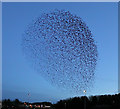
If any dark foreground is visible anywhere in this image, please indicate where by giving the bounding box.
[1,93,120,109]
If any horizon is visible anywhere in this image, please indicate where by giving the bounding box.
[2,92,120,104]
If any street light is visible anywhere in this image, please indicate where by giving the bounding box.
[83,90,86,109]
[27,92,30,106]
[65,102,66,109]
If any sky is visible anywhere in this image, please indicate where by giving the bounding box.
[2,2,118,103]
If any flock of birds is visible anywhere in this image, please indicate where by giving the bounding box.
[22,9,98,94]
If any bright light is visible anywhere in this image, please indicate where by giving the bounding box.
[83,90,86,93]
[29,104,32,108]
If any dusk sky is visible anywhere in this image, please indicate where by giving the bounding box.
[2,2,118,103]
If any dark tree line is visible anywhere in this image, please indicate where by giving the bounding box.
[2,93,120,109]
[2,99,24,109]
[54,93,120,109]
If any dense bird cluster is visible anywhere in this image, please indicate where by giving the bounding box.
[22,9,98,94]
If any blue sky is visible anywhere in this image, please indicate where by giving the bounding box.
[2,2,118,103]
